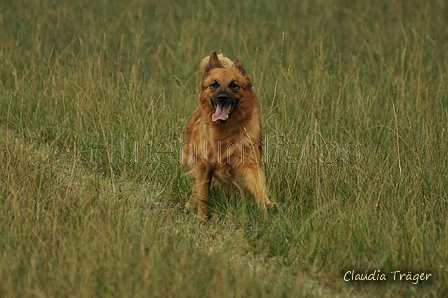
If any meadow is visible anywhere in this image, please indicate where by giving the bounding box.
[0,0,447,297]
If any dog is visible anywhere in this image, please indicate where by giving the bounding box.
[182,51,274,220]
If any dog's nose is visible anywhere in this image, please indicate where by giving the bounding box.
[217,93,228,104]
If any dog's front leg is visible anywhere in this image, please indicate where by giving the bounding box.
[188,166,212,220]
[240,164,274,212]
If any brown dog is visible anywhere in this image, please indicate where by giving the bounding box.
[182,52,274,220]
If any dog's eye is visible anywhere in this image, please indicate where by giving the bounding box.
[209,81,219,90]
[229,81,240,91]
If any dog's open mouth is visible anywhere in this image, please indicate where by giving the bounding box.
[211,101,238,123]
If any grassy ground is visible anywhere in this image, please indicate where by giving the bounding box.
[1,0,447,297]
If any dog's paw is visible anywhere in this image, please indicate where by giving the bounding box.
[266,201,278,209]
[185,199,211,221]
[184,199,196,214]
[258,201,279,215]
[196,209,211,222]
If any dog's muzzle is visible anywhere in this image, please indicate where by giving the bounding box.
[211,91,238,123]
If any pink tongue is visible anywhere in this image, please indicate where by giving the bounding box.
[212,104,231,122]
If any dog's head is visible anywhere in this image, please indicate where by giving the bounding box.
[200,52,254,124]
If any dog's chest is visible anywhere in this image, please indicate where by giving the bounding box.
[212,164,244,189]
[200,130,255,165]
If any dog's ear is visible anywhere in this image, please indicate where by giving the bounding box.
[202,51,224,78]
[232,59,247,76]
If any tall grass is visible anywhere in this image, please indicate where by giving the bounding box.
[1,0,447,297]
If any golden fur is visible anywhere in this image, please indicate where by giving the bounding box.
[182,51,274,219]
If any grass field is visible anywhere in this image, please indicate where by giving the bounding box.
[1,0,447,297]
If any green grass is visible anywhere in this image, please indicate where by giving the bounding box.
[1,0,447,297]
